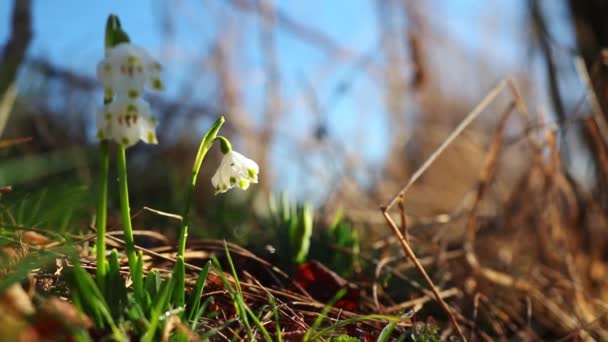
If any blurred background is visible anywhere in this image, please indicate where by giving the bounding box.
[0,0,607,243]
[5,1,608,338]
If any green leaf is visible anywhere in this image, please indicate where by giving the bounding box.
[141,276,174,342]
[377,319,399,342]
[106,249,127,318]
[144,269,161,299]
[186,261,211,323]
[133,250,145,305]
[104,14,130,50]
[191,296,214,331]
[330,335,359,342]
[293,203,313,264]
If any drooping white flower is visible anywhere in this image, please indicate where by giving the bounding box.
[211,151,259,194]
[96,97,158,147]
[96,42,163,99]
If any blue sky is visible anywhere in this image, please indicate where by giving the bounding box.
[0,1,581,199]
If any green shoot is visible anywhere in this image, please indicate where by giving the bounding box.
[269,294,284,342]
[303,288,347,342]
[116,144,144,302]
[186,261,211,324]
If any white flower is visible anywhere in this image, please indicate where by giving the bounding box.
[96,42,163,99]
[211,151,259,194]
[96,97,158,147]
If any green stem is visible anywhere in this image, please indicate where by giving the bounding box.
[116,144,143,300]
[177,116,225,258]
[95,141,109,289]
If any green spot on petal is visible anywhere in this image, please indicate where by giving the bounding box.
[248,169,256,179]
[127,55,139,65]
[96,130,105,140]
[105,112,112,121]
[128,90,139,99]
[152,78,163,90]
[147,131,156,143]
[230,177,236,184]
[122,137,130,145]
[127,104,137,112]
[222,184,228,191]
[239,179,248,189]
[104,89,113,102]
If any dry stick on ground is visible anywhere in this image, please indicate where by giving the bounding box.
[380,212,466,340]
[585,117,608,180]
[398,194,408,243]
[463,102,516,275]
[384,79,510,212]
[574,54,608,146]
[380,79,516,341]
[459,100,598,337]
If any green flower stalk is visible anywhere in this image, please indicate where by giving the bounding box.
[177,117,224,258]
[176,121,260,258]
[116,145,144,300]
[95,140,109,289]
[95,14,122,289]
[95,14,163,299]
[173,122,260,311]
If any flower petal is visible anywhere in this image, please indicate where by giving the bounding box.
[97,43,163,98]
[210,150,259,194]
[96,98,158,147]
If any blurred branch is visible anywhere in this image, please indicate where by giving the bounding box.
[258,0,281,191]
[529,0,566,126]
[227,0,356,60]
[0,84,17,137]
[0,0,32,97]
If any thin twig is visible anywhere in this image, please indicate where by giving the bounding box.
[463,102,515,269]
[381,210,467,341]
[384,288,460,314]
[384,79,508,212]
[398,194,408,243]
[574,55,608,146]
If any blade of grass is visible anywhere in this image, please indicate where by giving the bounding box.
[141,276,174,342]
[144,269,161,299]
[106,249,127,317]
[310,314,401,341]
[377,319,399,342]
[223,242,272,342]
[303,288,347,342]
[198,318,238,340]
[211,256,253,340]
[186,261,211,322]
[269,294,283,342]
[190,296,214,331]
